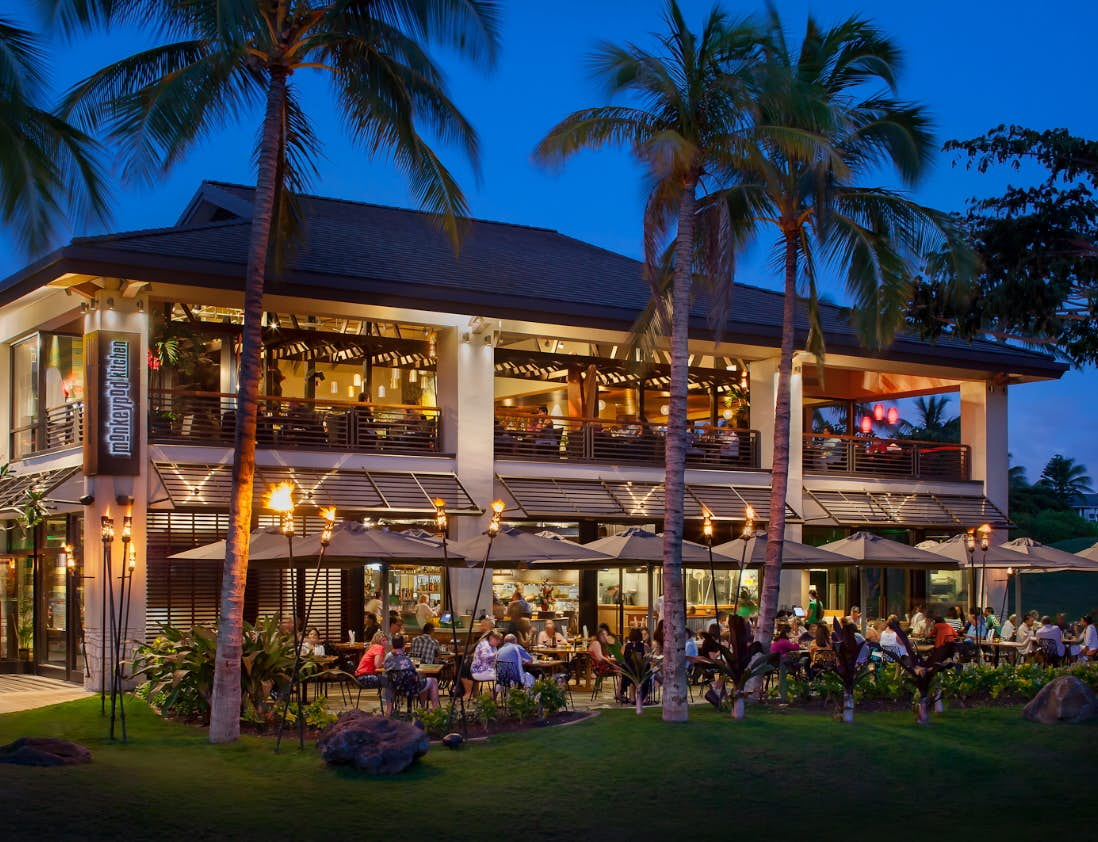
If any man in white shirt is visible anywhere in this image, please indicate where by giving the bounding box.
[1074,615,1098,661]
[536,619,567,647]
[1000,614,1017,642]
[1015,614,1036,655]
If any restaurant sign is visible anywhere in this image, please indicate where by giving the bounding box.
[84,330,141,476]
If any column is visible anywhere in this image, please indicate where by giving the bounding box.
[82,284,149,691]
[960,380,1009,531]
[435,326,496,618]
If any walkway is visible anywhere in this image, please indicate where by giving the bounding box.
[0,674,91,714]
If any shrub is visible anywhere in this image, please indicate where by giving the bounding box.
[418,706,452,737]
[506,688,539,722]
[132,617,317,724]
[531,678,567,716]
[472,693,498,730]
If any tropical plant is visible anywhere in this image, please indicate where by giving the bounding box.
[897,396,960,443]
[530,677,566,717]
[882,619,957,725]
[471,692,498,731]
[417,705,451,737]
[0,14,107,253]
[909,126,1098,365]
[1036,454,1093,506]
[616,647,655,716]
[57,0,499,744]
[131,616,315,724]
[705,8,969,644]
[505,687,538,723]
[707,615,777,719]
[534,0,759,723]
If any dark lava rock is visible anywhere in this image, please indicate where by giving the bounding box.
[317,710,429,774]
[1023,675,1098,724]
[0,738,92,766]
[441,732,464,749]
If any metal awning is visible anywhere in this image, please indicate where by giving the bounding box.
[497,476,799,522]
[805,488,1010,528]
[0,466,82,519]
[151,462,479,515]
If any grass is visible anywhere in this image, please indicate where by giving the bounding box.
[1,697,1095,839]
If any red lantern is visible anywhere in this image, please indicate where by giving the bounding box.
[873,403,885,422]
[887,406,899,425]
[860,414,873,434]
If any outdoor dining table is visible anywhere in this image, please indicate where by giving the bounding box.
[416,663,445,677]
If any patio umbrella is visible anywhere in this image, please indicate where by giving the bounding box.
[247,520,466,566]
[168,525,287,560]
[819,531,955,568]
[448,525,613,567]
[1075,541,1098,563]
[999,537,1094,571]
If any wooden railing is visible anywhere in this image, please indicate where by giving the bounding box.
[495,412,760,470]
[802,433,970,481]
[10,401,84,459]
[149,389,441,454]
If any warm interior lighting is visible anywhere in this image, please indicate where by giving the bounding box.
[873,403,885,422]
[886,406,899,425]
[860,415,873,434]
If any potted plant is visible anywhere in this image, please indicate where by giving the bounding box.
[16,591,33,660]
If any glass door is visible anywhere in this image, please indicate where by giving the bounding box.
[39,518,70,672]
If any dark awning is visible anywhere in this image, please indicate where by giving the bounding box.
[497,476,799,522]
[151,462,480,516]
[0,466,82,519]
[805,488,1009,528]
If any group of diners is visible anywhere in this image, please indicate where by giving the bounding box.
[352,612,443,714]
[458,617,573,700]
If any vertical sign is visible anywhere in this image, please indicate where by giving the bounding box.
[84,331,141,476]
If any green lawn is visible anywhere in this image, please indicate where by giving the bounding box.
[1,698,1095,839]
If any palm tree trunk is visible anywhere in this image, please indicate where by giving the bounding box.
[661,177,698,723]
[757,231,798,649]
[208,68,288,744]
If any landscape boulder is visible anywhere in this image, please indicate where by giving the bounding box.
[317,710,428,774]
[0,737,92,766]
[1022,675,1098,724]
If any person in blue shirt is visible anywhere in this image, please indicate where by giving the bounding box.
[495,633,535,689]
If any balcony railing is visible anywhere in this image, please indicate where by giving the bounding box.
[10,402,84,459]
[150,390,441,454]
[803,433,970,482]
[495,412,760,470]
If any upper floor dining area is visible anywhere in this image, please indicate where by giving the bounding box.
[9,302,976,485]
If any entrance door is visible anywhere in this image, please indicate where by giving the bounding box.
[34,517,84,682]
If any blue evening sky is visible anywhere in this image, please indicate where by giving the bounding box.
[3,1,1096,482]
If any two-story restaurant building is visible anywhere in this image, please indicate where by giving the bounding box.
[0,182,1066,685]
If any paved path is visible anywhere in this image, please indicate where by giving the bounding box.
[0,674,91,714]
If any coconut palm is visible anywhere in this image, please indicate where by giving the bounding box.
[0,15,107,253]
[705,8,968,643]
[898,395,960,443]
[1037,454,1093,506]
[59,0,499,743]
[534,0,758,722]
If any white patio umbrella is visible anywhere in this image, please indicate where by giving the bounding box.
[1000,537,1094,571]
[1075,541,1098,563]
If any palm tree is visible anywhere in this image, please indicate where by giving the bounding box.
[898,395,960,443]
[534,0,758,722]
[60,0,499,743]
[1037,454,1093,506]
[706,8,966,643]
[0,15,107,252]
